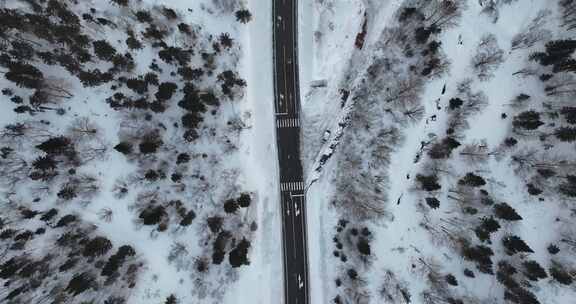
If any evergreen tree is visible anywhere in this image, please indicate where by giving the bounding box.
[93,40,117,61]
[356,238,371,255]
[139,206,166,225]
[462,244,494,274]
[83,236,113,257]
[155,82,178,101]
[560,107,576,124]
[547,244,560,254]
[425,197,440,209]
[502,235,534,255]
[428,137,461,159]
[139,139,162,154]
[212,231,229,265]
[126,78,148,95]
[179,210,195,226]
[555,127,576,142]
[237,193,251,207]
[494,203,522,221]
[78,69,113,87]
[66,272,95,295]
[513,111,544,130]
[176,153,190,164]
[223,199,239,213]
[522,260,547,281]
[458,172,486,187]
[36,136,72,155]
[219,33,233,48]
[449,97,464,110]
[32,156,57,171]
[134,10,153,23]
[235,9,252,23]
[165,295,178,304]
[550,264,573,285]
[57,186,77,201]
[229,238,251,267]
[559,175,576,197]
[110,0,129,6]
[114,142,132,155]
[5,62,44,89]
[55,214,77,227]
[416,174,441,191]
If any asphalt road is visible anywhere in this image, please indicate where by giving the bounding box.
[272,0,310,303]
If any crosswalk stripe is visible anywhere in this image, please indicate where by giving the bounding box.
[280,181,306,192]
[276,118,303,128]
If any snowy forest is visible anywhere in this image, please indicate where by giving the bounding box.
[0,0,261,303]
[303,0,576,303]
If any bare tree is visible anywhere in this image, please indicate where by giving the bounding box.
[384,74,424,107]
[68,117,99,142]
[98,208,113,222]
[0,152,28,188]
[544,73,576,97]
[379,270,411,303]
[459,140,495,165]
[471,34,505,81]
[560,0,576,30]
[511,10,552,50]
[420,0,464,29]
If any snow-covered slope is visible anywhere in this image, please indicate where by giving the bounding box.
[0,0,278,303]
[300,0,576,303]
